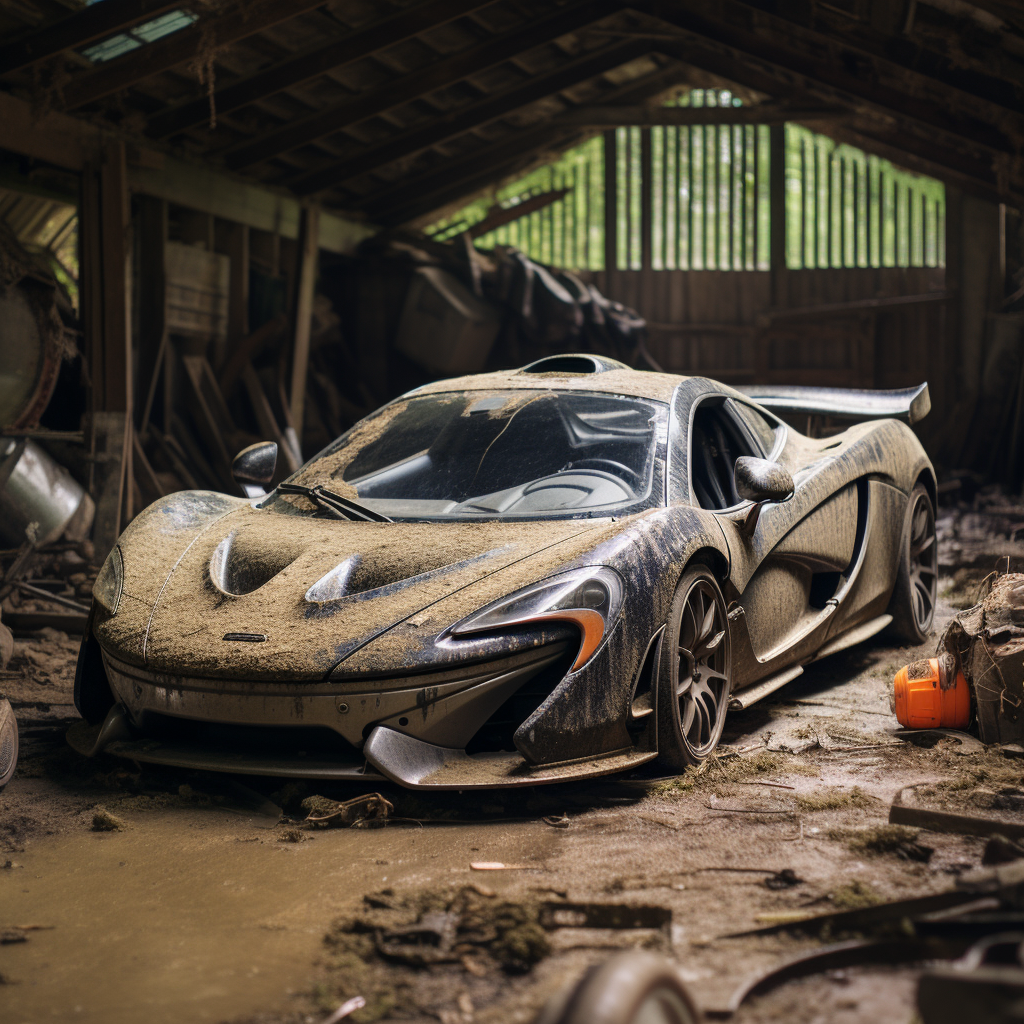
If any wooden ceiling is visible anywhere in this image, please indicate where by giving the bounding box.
[1,0,1022,227]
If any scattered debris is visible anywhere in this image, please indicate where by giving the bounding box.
[890,784,1024,840]
[90,807,126,832]
[302,793,394,829]
[838,824,935,862]
[982,834,1024,865]
[321,996,366,1024]
[277,828,313,843]
[542,814,570,828]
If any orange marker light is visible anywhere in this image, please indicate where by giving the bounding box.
[893,657,970,730]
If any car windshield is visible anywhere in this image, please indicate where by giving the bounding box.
[264,390,666,521]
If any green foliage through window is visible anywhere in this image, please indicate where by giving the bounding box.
[429,91,944,273]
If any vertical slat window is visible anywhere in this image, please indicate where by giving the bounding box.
[785,124,944,268]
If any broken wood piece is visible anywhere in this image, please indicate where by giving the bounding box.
[321,996,365,1024]
[301,792,393,828]
[470,861,526,871]
[889,785,1024,840]
[13,581,90,614]
[241,361,299,475]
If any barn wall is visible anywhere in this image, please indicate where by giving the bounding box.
[589,264,949,452]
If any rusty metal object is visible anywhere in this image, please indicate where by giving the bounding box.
[0,438,94,547]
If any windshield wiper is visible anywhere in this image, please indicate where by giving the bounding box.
[276,483,392,523]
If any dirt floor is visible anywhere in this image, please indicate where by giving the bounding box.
[1,489,1022,1024]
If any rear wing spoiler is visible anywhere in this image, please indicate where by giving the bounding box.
[736,383,930,425]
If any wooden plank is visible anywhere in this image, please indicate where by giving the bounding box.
[219,220,250,369]
[180,356,236,479]
[90,411,129,559]
[62,0,329,111]
[0,0,180,74]
[290,41,646,196]
[146,0,498,140]
[768,124,786,307]
[603,130,617,277]
[126,155,374,254]
[136,195,166,433]
[0,92,97,171]
[289,207,320,446]
[213,0,622,164]
[240,362,300,476]
[559,103,845,126]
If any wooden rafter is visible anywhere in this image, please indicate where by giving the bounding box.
[633,0,1022,157]
[0,0,181,75]
[220,0,626,170]
[145,0,500,140]
[289,39,649,196]
[359,63,685,225]
[559,103,847,126]
[61,0,333,110]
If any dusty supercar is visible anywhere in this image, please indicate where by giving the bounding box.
[72,355,937,788]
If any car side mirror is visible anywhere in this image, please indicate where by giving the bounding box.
[232,442,278,498]
[733,456,794,536]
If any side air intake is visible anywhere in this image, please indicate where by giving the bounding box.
[520,354,630,375]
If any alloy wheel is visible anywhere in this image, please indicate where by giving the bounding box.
[908,491,938,633]
[676,577,730,756]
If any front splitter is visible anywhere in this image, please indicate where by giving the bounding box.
[66,716,384,781]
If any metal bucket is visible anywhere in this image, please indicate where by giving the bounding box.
[0,437,94,546]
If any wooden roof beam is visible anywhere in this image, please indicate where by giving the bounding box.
[144,0,500,139]
[288,39,649,197]
[62,0,344,111]
[360,63,685,224]
[633,1,1021,157]
[727,0,1024,108]
[559,102,846,125]
[0,0,181,75]
[220,0,625,171]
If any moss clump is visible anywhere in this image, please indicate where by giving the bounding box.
[831,880,882,910]
[488,903,550,974]
[91,806,126,832]
[838,825,933,861]
[797,786,874,811]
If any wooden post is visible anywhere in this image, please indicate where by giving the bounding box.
[769,123,786,307]
[289,204,319,451]
[83,141,133,557]
[640,126,652,271]
[136,195,166,434]
[603,129,617,281]
[215,218,249,371]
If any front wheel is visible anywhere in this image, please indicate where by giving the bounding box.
[656,565,732,769]
[888,483,938,644]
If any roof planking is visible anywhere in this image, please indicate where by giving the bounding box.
[0,0,1022,227]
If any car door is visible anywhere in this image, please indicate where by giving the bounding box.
[687,396,859,686]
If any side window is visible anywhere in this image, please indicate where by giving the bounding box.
[689,399,760,510]
[728,399,780,457]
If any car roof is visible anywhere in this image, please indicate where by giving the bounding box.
[411,366,692,404]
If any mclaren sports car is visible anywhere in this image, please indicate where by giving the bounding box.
[71,354,938,788]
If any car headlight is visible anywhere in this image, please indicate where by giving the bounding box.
[450,567,623,672]
[93,545,123,616]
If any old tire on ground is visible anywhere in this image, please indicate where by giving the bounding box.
[889,483,938,644]
[656,564,732,769]
[532,951,701,1024]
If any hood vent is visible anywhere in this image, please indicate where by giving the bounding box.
[520,354,629,375]
[210,531,303,596]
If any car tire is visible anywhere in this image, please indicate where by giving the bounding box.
[0,697,18,792]
[888,483,938,645]
[532,951,701,1024]
[656,564,732,769]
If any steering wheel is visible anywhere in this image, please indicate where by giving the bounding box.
[568,458,643,490]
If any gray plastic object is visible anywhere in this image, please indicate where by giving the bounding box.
[395,266,500,375]
[0,697,18,791]
[532,951,701,1024]
[0,437,94,547]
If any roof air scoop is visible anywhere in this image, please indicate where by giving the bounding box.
[519,354,630,375]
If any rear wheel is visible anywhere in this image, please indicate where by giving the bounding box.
[889,483,938,644]
[656,565,732,769]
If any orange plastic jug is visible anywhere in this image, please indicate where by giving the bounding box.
[893,657,970,729]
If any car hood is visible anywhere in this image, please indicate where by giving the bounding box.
[109,498,612,680]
